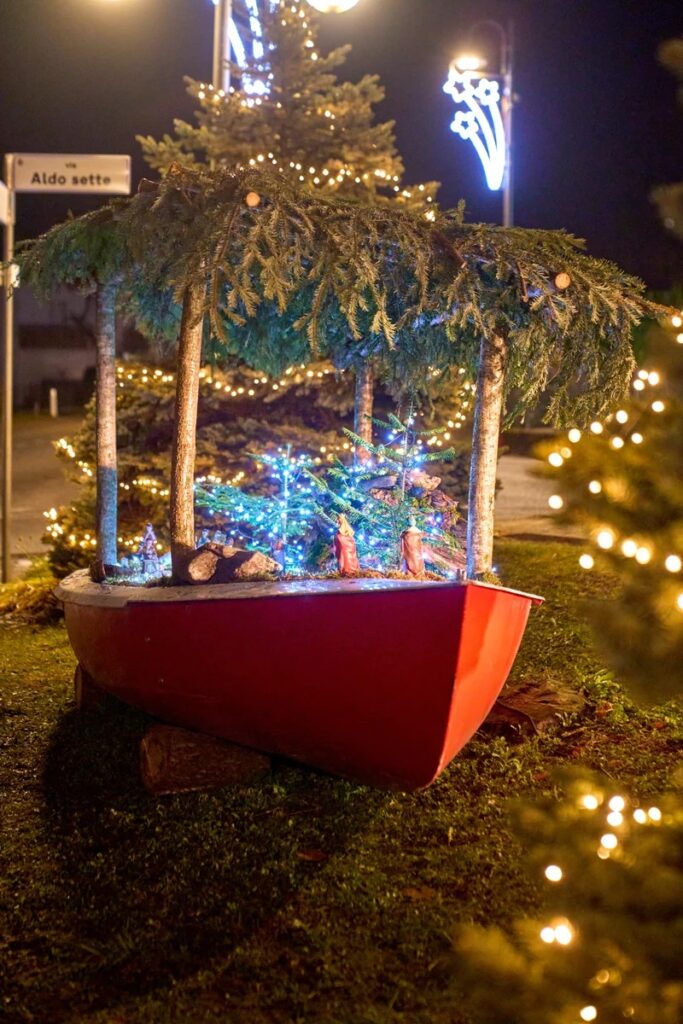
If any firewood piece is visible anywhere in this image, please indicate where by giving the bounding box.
[140,724,271,795]
[74,664,107,711]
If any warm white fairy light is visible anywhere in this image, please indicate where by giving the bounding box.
[631,432,643,444]
[600,833,618,849]
[647,371,660,386]
[548,494,564,510]
[606,811,623,827]
[672,314,683,327]
[579,554,594,570]
[632,379,645,391]
[651,400,665,413]
[590,421,603,434]
[615,409,629,424]
[588,480,602,494]
[548,452,564,467]
[544,865,563,882]
[633,808,648,824]
[596,529,615,550]
[635,546,652,565]
[665,555,681,573]
[568,428,582,443]
[580,1007,598,1022]
[540,926,555,943]
[610,436,624,449]
[648,807,662,822]
[621,539,637,557]
[608,796,625,812]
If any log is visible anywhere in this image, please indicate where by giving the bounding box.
[140,724,271,795]
[73,664,107,711]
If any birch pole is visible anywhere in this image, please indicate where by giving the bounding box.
[95,279,119,566]
[170,278,207,580]
[466,332,507,579]
[353,360,374,463]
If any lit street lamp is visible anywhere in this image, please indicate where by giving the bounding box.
[443,20,514,227]
[306,1,361,12]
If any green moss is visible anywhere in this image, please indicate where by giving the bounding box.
[0,540,680,1023]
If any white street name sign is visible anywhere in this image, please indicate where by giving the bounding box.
[8,153,131,195]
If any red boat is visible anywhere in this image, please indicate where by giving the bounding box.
[57,572,543,790]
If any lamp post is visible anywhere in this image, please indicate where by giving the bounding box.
[443,19,514,227]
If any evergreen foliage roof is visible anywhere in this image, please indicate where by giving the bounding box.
[16,163,664,425]
[120,164,661,424]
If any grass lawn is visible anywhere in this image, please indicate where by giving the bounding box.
[1,540,681,1023]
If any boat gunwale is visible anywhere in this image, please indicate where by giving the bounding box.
[56,569,544,609]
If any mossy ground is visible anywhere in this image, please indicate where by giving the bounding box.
[1,540,680,1024]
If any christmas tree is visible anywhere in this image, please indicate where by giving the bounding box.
[195,445,318,572]
[308,412,464,573]
[138,0,442,446]
[543,321,682,703]
[453,775,683,1024]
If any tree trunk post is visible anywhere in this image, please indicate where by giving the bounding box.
[467,333,507,579]
[95,279,119,566]
[170,279,207,579]
[353,360,374,463]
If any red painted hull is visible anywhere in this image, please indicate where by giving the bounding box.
[57,573,543,790]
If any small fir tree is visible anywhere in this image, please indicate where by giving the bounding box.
[195,446,317,572]
[544,323,683,703]
[309,412,464,573]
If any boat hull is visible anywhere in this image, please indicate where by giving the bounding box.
[57,573,542,790]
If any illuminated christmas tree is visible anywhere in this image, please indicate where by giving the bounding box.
[309,413,464,573]
[453,775,683,1024]
[195,445,318,572]
[544,321,683,703]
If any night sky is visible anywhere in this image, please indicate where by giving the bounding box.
[1,0,682,288]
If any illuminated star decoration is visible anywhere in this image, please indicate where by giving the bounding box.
[443,68,506,191]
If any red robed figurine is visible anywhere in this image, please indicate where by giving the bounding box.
[401,522,425,576]
[334,514,360,575]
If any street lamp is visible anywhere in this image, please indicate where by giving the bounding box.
[443,20,515,227]
[306,1,361,12]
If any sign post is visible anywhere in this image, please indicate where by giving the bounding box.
[1,153,131,581]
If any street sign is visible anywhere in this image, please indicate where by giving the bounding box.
[0,181,11,226]
[8,153,131,195]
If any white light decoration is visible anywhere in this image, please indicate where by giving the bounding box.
[544,865,563,882]
[580,1007,598,1022]
[622,539,637,557]
[609,796,625,812]
[665,555,682,573]
[548,494,564,510]
[580,794,600,810]
[615,409,629,424]
[306,0,361,12]
[443,67,506,190]
[596,529,615,550]
[590,421,603,434]
[579,554,595,570]
[568,428,582,443]
[548,452,564,467]
[588,480,602,494]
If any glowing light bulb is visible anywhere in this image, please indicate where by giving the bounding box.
[540,926,555,943]
[544,865,563,882]
[548,495,564,510]
[672,314,683,327]
[621,538,637,557]
[665,555,681,573]
[633,808,647,823]
[615,409,629,424]
[548,452,564,467]
[677,593,683,612]
[568,428,582,443]
[651,400,665,413]
[638,369,649,380]
[631,433,643,444]
[607,811,623,827]
[610,436,624,449]
[580,794,600,810]
[635,546,652,564]
[633,379,645,391]
[648,806,662,822]
[600,833,618,849]
[590,421,603,434]
[588,480,602,494]
[596,529,615,549]
[554,921,574,945]
[648,371,660,385]
[580,1007,598,1022]
[579,554,594,570]
[677,332,683,344]
[608,796,625,811]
